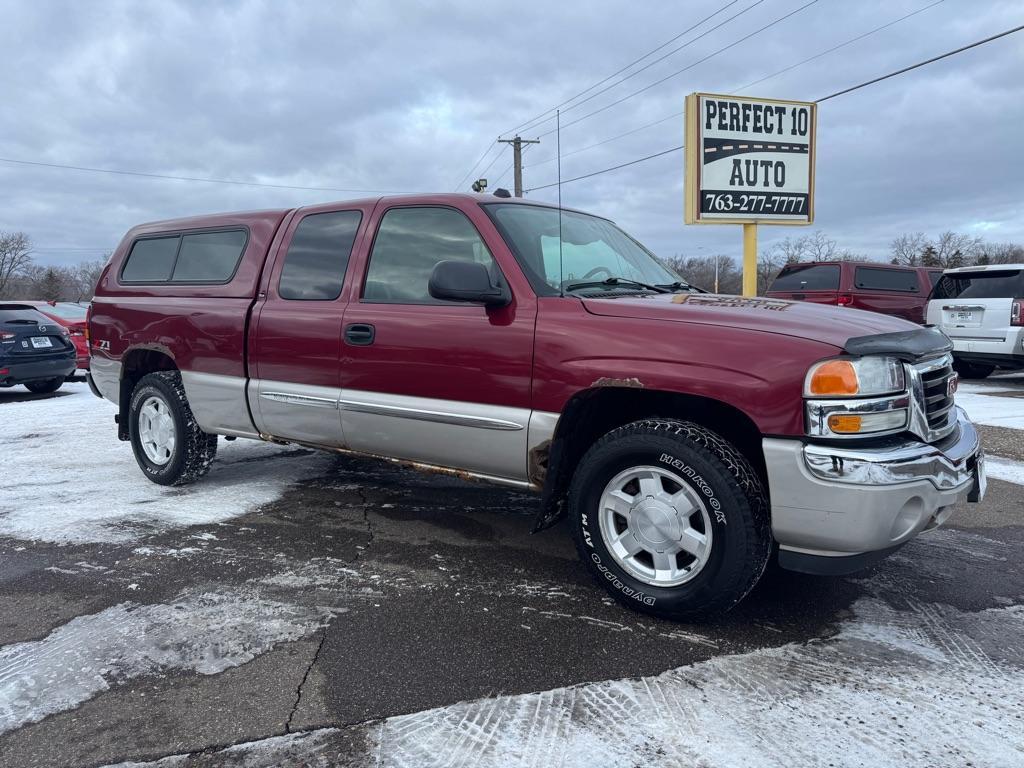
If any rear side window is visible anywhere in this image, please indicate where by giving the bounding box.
[172,230,248,282]
[121,237,179,282]
[363,207,495,304]
[279,210,362,301]
[927,270,944,288]
[769,264,840,291]
[854,266,919,292]
[120,229,247,284]
[932,270,1024,300]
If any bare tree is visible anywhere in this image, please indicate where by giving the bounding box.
[934,231,981,268]
[890,233,928,266]
[67,257,107,301]
[0,231,34,298]
[803,231,838,262]
[978,242,1024,264]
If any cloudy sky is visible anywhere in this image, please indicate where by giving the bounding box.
[2,0,1022,270]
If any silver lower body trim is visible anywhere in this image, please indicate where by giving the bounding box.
[180,371,259,438]
[764,408,982,558]
[89,355,121,404]
[339,398,525,431]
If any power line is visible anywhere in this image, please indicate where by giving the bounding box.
[736,0,945,93]
[0,157,399,194]
[524,145,683,192]
[527,112,683,169]
[451,140,502,191]
[535,0,820,139]
[817,21,1024,102]
[503,0,754,138]
[524,21,1024,192]
[526,0,942,169]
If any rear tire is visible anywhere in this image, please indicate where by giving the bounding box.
[954,360,995,379]
[568,419,770,621]
[24,378,63,394]
[129,371,218,486]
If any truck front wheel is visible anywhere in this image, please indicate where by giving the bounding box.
[128,371,218,486]
[568,419,770,620]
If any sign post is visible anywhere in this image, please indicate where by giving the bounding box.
[685,92,817,296]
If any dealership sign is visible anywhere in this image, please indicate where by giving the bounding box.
[685,92,816,225]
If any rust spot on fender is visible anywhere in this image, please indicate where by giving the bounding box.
[528,439,551,486]
[591,376,644,389]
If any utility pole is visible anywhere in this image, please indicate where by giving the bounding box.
[497,136,540,197]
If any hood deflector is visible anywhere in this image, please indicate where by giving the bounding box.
[844,327,952,361]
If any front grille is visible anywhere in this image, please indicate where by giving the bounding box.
[913,355,956,439]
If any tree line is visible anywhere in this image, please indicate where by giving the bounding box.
[0,231,106,302]
[661,230,1023,295]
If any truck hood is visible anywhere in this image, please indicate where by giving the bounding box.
[581,293,919,351]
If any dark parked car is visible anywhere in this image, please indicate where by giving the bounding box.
[766,261,943,324]
[0,305,77,393]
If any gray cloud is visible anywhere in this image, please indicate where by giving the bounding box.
[1,0,1022,270]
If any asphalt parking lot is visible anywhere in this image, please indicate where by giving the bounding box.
[1,378,1023,767]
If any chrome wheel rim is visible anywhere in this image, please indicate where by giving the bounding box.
[138,395,176,466]
[598,465,713,587]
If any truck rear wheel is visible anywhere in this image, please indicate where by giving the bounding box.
[568,419,770,620]
[129,371,218,486]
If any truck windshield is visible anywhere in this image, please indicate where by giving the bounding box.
[483,203,684,296]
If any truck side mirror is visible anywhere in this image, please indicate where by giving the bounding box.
[428,260,510,307]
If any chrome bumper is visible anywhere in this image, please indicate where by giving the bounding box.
[763,408,983,565]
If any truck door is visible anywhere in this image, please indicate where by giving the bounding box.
[338,203,537,482]
[249,207,368,446]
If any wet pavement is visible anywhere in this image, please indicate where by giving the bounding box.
[1,381,1022,767]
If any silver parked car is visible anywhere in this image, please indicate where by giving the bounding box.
[927,264,1024,378]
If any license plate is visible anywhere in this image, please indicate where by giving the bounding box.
[970,455,987,503]
[30,336,53,349]
[955,311,974,322]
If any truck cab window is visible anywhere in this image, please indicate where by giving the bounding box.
[363,207,494,304]
[279,210,362,301]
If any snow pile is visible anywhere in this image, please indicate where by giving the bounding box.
[0,385,333,544]
[0,587,329,735]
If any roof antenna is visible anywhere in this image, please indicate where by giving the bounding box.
[557,109,564,298]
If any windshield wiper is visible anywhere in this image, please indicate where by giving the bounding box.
[564,277,669,294]
[654,281,696,293]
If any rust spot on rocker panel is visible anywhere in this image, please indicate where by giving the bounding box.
[528,439,551,486]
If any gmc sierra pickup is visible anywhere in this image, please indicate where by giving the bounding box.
[87,193,985,619]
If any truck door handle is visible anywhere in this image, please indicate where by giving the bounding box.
[344,323,375,346]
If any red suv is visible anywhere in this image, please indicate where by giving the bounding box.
[766,261,943,324]
[87,194,983,619]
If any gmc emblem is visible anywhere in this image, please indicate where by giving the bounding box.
[947,375,959,397]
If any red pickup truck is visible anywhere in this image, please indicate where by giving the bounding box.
[88,193,984,620]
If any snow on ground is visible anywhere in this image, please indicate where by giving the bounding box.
[0,384,334,544]
[104,589,1024,767]
[0,586,331,735]
[985,455,1024,486]
[956,387,1024,429]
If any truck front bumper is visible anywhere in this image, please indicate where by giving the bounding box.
[763,407,983,575]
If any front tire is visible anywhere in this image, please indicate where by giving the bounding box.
[569,419,770,620]
[129,371,218,486]
[24,377,64,394]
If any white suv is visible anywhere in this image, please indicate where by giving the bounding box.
[927,264,1024,378]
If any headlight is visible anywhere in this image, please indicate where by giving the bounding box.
[805,356,909,438]
[805,357,904,398]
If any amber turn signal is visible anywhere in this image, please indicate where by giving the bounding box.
[807,360,858,396]
[827,414,863,433]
